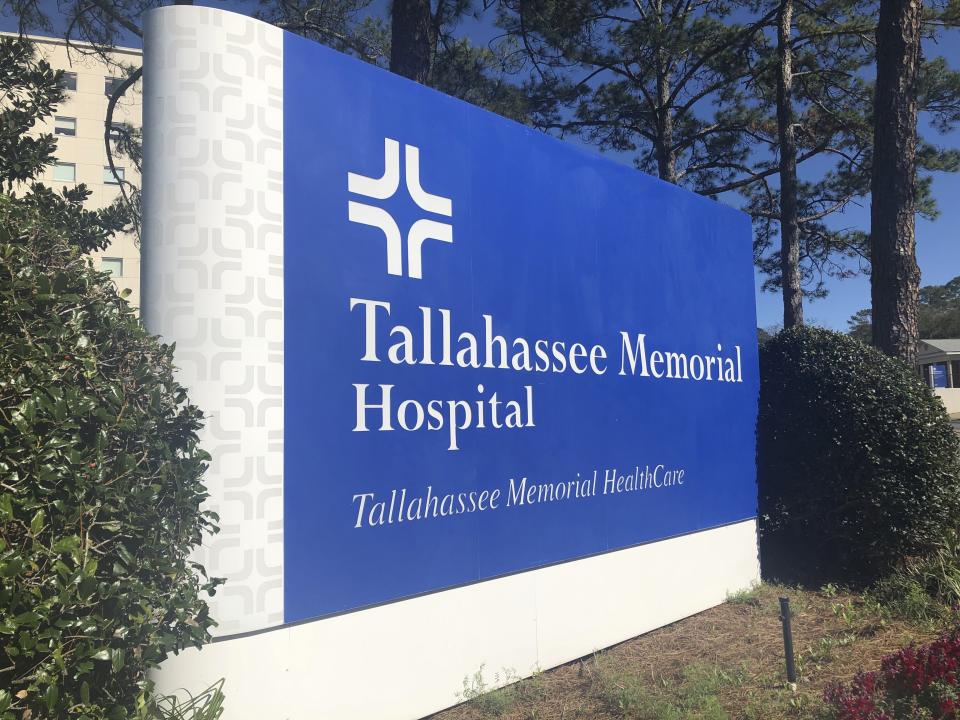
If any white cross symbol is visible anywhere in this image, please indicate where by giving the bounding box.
[347,138,453,279]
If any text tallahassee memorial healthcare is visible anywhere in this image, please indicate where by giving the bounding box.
[350,463,689,529]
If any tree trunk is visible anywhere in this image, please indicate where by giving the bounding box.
[654,1,677,184]
[655,75,678,183]
[776,0,802,328]
[390,0,435,83]
[870,0,922,364]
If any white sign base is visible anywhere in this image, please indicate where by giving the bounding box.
[154,520,758,719]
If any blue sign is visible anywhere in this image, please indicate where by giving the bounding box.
[282,34,759,622]
[933,363,948,388]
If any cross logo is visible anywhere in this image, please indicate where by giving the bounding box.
[347,138,453,279]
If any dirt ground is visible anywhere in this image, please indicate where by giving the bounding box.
[428,583,945,720]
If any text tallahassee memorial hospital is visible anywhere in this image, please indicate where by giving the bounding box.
[350,297,746,450]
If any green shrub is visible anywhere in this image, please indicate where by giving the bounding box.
[873,530,960,624]
[0,38,219,720]
[757,326,960,587]
[148,681,225,720]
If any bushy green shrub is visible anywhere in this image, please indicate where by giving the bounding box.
[757,326,960,587]
[0,39,219,720]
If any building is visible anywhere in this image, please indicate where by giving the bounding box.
[4,33,143,305]
[917,338,960,430]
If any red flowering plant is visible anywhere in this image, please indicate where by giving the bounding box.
[824,629,960,719]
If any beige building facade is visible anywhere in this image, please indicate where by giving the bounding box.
[5,33,143,305]
[917,339,960,432]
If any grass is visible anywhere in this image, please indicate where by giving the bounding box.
[147,680,225,720]
[725,583,763,608]
[430,583,953,720]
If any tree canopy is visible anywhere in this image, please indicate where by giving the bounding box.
[849,275,960,342]
[4,0,958,352]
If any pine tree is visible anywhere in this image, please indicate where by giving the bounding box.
[871,0,923,363]
[743,0,874,328]
[496,0,772,192]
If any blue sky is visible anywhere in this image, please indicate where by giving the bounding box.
[3,0,957,333]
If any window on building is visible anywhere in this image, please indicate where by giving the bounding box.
[54,116,76,137]
[104,76,123,96]
[104,166,124,185]
[952,361,960,388]
[101,257,123,277]
[59,72,77,92]
[52,162,75,182]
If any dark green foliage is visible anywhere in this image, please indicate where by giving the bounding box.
[847,308,874,343]
[0,0,148,53]
[259,0,390,62]
[0,39,128,255]
[497,0,765,191]
[847,275,960,341]
[261,0,532,121]
[920,276,960,338]
[0,38,219,720]
[757,326,960,587]
[0,38,61,189]
[429,39,532,124]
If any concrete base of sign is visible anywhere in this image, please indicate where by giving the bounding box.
[152,519,758,719]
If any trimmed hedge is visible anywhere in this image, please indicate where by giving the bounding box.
[757,326,960,586]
